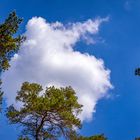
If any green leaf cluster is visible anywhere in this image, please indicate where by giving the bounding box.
[0,11,25,71]
[6,82,83,140]
[0,11,25,112]
[76,134,107,140]
[68,130,107,140]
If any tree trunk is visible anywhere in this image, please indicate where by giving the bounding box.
[35,137,38,140]
[35,115,46,140]
[35,134,39,140]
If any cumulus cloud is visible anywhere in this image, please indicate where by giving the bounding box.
[2,17,112,121]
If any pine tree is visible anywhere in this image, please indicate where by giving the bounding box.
[0,11,25,71]
[6,82,82,140]
[69,130,107,140]
[0,11,25,111]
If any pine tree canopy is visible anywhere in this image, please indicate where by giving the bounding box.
[6,82,83,140]
[0,11,25,112]
[0,11,25,72]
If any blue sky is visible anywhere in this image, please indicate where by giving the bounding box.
[1,0,140,140]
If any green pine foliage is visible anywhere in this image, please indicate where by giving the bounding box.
[68,130,107,140]
[6,82,83,140]
[78,134,107,140]
[0,11,25,112]
[0,11,25,71]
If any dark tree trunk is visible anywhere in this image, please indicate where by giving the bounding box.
[35,115,46,140]
[35,136,39,140]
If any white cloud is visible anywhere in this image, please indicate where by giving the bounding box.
[2,17,112,121]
